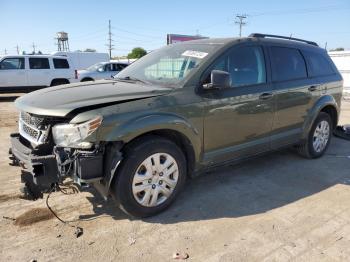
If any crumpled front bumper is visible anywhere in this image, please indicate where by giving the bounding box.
[9,133,60,188]
[9,133,123,200]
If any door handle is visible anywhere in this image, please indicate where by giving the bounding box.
[259,93,273,100]
[308,85,318,92]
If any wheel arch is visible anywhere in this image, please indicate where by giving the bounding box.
[102,114,202,176]
[124,129,196,176]
[302,95,339,139]
[81,77,94,82]
[50,78,70,86]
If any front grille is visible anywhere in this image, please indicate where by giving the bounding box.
[21,112,45,128]
[22,122,39,139]
[18,112,68,146]
[19,111,66,146]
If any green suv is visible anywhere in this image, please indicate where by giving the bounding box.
[10,34,343,217]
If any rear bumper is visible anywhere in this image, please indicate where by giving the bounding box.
[9,133,59,188]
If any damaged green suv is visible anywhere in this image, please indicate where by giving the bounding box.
[10,34,343,217]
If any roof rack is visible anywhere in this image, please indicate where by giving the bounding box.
[249,33,318,47]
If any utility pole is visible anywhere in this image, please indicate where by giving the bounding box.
[4,49,7,55]
[31,42,36,54]
[235,14,247,37]
[15,45,20,54]
[107,20,114,58]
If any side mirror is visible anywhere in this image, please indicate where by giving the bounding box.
[97,67,104,72]
[203,70,231,89]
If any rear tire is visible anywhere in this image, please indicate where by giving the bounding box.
[111,136,187,218]
[81,78,94,82]
[50,79,69,86]
[297,112,332,158]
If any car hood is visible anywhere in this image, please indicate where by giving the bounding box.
[15,80,172,117]
[77,69,90,75]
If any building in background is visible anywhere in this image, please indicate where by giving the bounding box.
[329,51,350,97]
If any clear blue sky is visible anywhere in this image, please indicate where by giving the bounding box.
[1,0,350,56]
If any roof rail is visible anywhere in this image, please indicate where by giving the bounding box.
[249,33,318,47]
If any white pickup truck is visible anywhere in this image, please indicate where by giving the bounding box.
[0,55,78,92]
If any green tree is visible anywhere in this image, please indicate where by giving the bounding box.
[330,47,345,51]
[127,47,147,59]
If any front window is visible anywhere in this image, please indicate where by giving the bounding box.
[0,58,25,70]
[87,62,105,71]
[116,43,222,86]
[204,46,266,87]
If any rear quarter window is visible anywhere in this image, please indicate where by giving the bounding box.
[29,58,50,69]
[302,50,334,77]
[270,47,307,82]
[53,58,70,69]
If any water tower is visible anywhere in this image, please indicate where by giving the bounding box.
[56,31,70,51]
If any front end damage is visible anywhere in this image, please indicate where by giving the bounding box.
[9,111,123,200]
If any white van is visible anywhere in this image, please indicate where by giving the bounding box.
[51,51,109,70]
[0,55,78,92]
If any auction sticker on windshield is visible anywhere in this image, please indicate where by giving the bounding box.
[182,50,208,59]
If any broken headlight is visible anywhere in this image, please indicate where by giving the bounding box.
[52,116,102,148]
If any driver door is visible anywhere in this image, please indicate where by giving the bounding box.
[202,45,274,165]
[0,57,27,88]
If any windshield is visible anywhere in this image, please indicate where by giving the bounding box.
[87,62,105,71]
[116,42,222,86]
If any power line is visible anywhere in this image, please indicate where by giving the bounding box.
[31,42,36,53]
[235,14,247,37]
[106,20,114,58]
[250,5,350,17]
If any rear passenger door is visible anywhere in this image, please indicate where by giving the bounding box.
[269,46,319,148]
[27,57,51,86]
[101,63,115,79]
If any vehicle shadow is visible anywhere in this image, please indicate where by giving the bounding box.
[83,137,350,223]
[0,95,21,102]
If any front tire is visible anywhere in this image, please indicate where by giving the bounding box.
[297,112,332,158]
[111,136,187,218]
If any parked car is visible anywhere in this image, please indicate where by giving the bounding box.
[10,34,343,218]
[0,55,77,92]
[51,51,110,70]
[77,61,129,82]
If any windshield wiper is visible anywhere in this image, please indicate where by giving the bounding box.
[115,76,147,84]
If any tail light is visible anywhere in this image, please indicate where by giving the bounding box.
[75,70,78,79]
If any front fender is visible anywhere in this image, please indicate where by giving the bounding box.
[301,95,339,139]
[102,113,202,162]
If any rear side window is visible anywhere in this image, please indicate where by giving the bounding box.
[270,47,307,82]
[303,51,334,77]
[29,58,50,69]
[0,58,25,70]
[53,58,69,69]
[117,64,128,71]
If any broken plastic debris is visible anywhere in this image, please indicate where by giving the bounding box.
[173,252,189,260]
[128,236,136,246]
[74,227,83,238]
